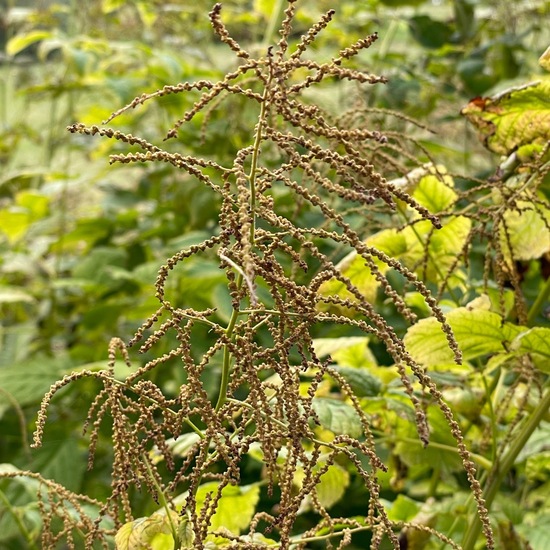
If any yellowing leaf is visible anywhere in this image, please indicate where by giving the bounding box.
[115,513,177,550]
[540,45,550,72]
[6,30,53,57]
[297,462,350,513]
[412,169,457,213]
[195,482,260,536]
[512,328,550,373]
[502,201,550,261]
[462,80,550,155]
[404,308,525,367]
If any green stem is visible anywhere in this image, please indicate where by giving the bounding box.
[262,0,287,49]
[462,383,550,550]
[143,453,180,550]
[527,273,550,326]
[214,272,243,413]
[215,73,270,412]
[0,488,39,550]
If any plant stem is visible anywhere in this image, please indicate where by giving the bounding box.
[462,382,550,550]
[215,273,243,413]
[143,453,181,550]
[527,273,550,326]
[262,0,286,49]
[215,74,270,412]
[0,488,39,550]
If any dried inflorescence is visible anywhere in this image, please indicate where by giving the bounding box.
[30,2,498,549]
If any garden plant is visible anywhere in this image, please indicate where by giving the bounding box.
[0,1,549,549]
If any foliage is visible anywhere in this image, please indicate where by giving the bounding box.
[0,1,549,549]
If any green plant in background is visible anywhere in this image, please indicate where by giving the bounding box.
[28,2,497,547]
[0,1,549,549]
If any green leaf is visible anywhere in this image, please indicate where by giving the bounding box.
[29,437,87,493]
[6,30,53,57]
[525,452,550,483]
[502,201,550,261]
[404,307,524,367]
[115,513,176,550]
[540,45,550,72]
[315,463,350,510]
[0,356,70,415]
[311,397,363,438]
[408,15,453,49]
[511,328,550,372]
[297,462,350,513]
[195,482,260,536]
[332,366,383,397]
[150,433,202,465]
[386,495,421,522]
[462,80,550,155]
[412,169,457,213]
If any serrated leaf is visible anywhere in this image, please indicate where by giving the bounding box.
[462,80,550,155]
[412,170,456,213]
[297,462,350,514]
[511,328,550,372]
[115,513,176,550]
[6,30,53,57]
[502,201,550,261]
[0,356,70,412]
[316,463,350,509]
[195,482,260,536]
[332,366,382,397]
[404,308,525,367]
[312,397,363,438]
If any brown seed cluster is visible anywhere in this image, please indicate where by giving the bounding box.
[22,2,514,549]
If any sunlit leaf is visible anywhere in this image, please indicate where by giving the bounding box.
[6,30,53,57]
[404,307,525,367]
[462,80,550,155]
[502,201,550,261]
[511,327,550,372]
[540,45,550,72]
[115,513,176,550]
[298,462,350,513]
[195,482,260,536]
[412,169,457,213]
[0,288,35,304]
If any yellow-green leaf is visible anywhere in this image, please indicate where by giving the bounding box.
[115,513,177,550]
[502,201,550,261]
[195,482,260,536]
[412,169,457,213]
[6,30,53,57]
[404,308,525,367]
[540,45,550,72]
[462,80,550,155]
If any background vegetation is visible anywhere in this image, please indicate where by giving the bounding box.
[0,0,549,548]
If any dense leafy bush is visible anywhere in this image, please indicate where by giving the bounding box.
[0,1,549,549]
